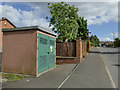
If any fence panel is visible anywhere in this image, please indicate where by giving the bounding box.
[56,42,76,57]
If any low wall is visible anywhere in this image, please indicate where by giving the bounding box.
[56,57,79,64]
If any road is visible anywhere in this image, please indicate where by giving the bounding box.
[99,47,118,88]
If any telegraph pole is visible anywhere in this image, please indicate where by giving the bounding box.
[113,31,115,47]
[113,31,115,41]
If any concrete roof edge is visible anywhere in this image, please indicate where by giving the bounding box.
[38,26,57,36]
[2,25,57,36]
[2,26,38,31]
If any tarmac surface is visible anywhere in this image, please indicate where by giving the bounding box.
[2,47,115,88]
[60,48,112,88]
[99,47,118,88]
[2,64,77,88]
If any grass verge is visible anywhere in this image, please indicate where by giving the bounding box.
[1,73,34,82]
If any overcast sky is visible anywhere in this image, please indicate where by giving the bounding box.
[0,1,119,41]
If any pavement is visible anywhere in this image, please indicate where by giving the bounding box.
[2,64,77,88]
[2,47,115,89]
[60,48,112,88]
[98,47,118,88]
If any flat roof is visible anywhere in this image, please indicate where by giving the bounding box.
[2,26,57,36]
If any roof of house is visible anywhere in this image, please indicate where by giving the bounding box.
[0,17,16,28]
[2,25,57,36]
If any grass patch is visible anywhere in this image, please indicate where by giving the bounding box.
[1,73,34,82]
[56,65,60,67]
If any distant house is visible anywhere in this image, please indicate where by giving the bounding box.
[0,17,16,47]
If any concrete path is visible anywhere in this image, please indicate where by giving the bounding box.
[60,48,112,88]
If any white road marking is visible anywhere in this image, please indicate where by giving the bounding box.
[99,48,117,88]
[56,63,81,90]
[57,47,116,89]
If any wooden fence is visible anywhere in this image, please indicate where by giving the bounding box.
[56,38,88,64]
[56,42,76,57]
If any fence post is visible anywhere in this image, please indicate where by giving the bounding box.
[76,38,83,62]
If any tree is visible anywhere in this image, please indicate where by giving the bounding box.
[77,17,89,40]
[90,35,100,47]
[114,38,120,47]
[47,2,79,42]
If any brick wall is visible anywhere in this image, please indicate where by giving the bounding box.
[0,19,15,47]
[56,38,87,64]
[82,41,87,57]
[76,38,82,62]
[76,38,87,62]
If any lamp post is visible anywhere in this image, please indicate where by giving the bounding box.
[87,32,91,53]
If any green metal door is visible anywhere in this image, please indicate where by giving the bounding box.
[38,33,49,74]
[48,36,56,68]
[38,33,56,74]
